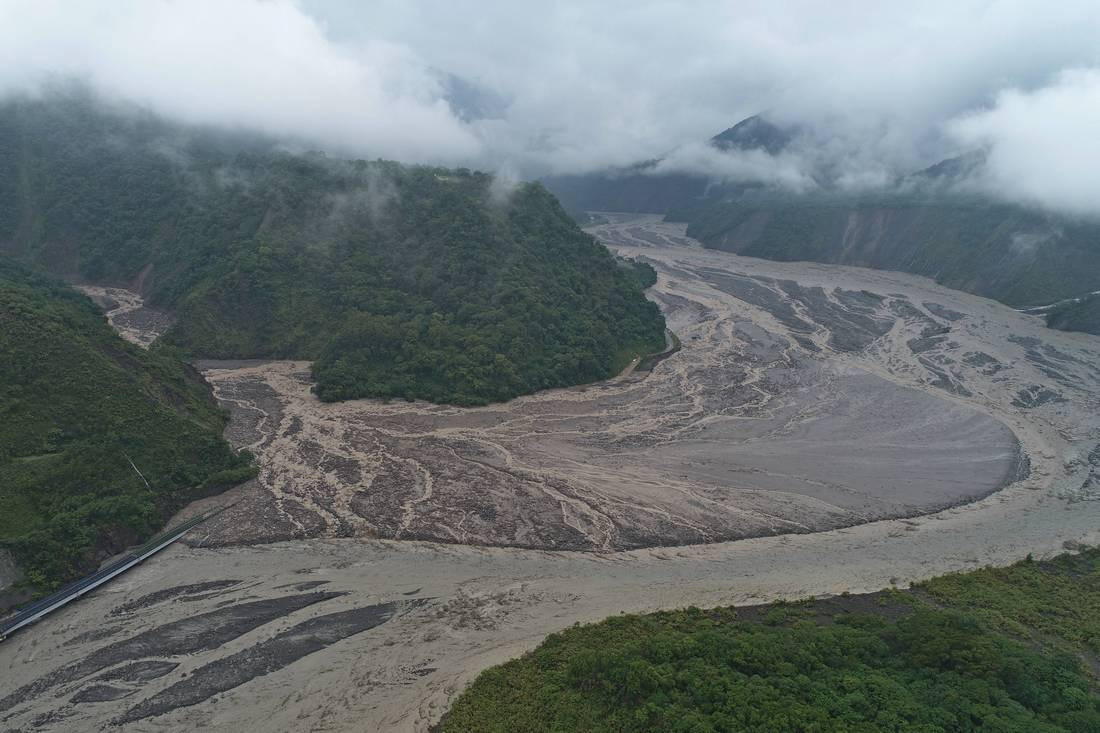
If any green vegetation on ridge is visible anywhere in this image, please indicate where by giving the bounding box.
[1046,293,1100,336]
[442,550,1100,732]
[543,113,1100,336]
[669,193,1100,315]
[0,91,666,405]
[0,259,254,591]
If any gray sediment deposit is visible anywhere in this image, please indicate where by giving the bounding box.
[3,214,1098,732]
[178,228,1028,551]
[72,285,173,348]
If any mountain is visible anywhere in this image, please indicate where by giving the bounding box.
[541,163,713,217]
[1045,292,1100,335]
[905,150,987,186]
[543,116,1100,333]
[0,259,254,592]
[543,114,790,217]
[0,91,666,405]
[709,114,794,155]
[670,192,1100,313]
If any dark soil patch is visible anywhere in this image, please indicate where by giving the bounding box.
[110,580,241,616]
[116,600,420,724]
[0,592,341,713]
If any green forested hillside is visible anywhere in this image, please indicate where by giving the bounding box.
[0,91,666,405]
[542,114,1100,334]
[543,164,716,218]
[442,550,1100,732]
[0,259,254,591]
[1046,293,1100,336]
[669,193,1100,310]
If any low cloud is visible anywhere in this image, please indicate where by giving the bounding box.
[488,164,522,207]
[651,142,817,193]
[0,0,480,164]
[324,167,398,227]
[949,69,1100,217]
[2,1,1099,214]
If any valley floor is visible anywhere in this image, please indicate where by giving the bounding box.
[2,214,1099,731]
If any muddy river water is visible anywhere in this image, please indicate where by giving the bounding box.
[3,214,1099,731]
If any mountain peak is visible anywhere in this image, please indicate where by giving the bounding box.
[709,115,794,155]
[908,149,987,185]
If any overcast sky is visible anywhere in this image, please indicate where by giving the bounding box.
[2,0,1099,213]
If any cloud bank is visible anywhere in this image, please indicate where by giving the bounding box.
[1,0,1099,213]
[949,69,1100,217]
[0,0,479,163]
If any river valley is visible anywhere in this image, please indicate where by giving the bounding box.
[3,213,1099,732]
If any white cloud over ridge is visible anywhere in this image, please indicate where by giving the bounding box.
[949,68,1100,217]
[652,143,817,193]
[0,0,479,163]
[1,0,1099,214]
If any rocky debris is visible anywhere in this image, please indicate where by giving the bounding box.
[1013,386,1067,409]
[923,302,966,321]
[109,580,241,616]
[115,601,415,724]
[0,593,341,714]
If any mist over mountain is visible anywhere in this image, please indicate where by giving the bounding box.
[543,115,802,215]
[0,91,665,405]
[709,116,796,157]
[1,1,1099,217]
[4,6,1100,731]
[541,110,1100,335]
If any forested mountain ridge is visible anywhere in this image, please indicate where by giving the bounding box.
[709,114,795,155]
[0,91,666,405]
[542,115,787,216]
[0,259,254,592]
[670,192,1100,315]
[543,115,1100,335]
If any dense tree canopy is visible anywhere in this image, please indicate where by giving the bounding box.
[443,551,1100,732]
[0,91,666,405]
[0,259,254,591]
[1045,293,1100,336]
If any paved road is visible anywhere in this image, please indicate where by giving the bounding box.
[0,507,227,640]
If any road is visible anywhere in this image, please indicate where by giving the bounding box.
[0,508,227,641]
